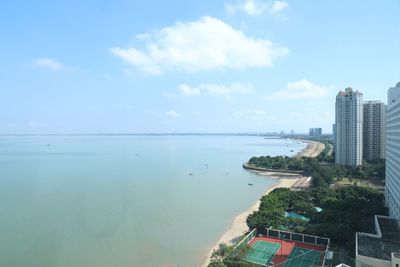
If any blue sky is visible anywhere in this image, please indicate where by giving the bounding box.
[1,0,399,134]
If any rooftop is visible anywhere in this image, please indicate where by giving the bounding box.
[377,216,400,240]
[357,215,400,261]
[337,87,362,96]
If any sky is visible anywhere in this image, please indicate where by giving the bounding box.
[1,0,399,134]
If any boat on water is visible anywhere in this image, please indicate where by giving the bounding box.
[248,183,253,186]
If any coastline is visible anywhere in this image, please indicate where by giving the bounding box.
[200,139,325,267]
[294,139,325,158]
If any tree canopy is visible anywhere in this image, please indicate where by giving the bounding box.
[247,186,387,254]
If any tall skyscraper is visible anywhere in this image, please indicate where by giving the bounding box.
[335,87,363,166]
[363,101,386,160]
[386,82,400,219]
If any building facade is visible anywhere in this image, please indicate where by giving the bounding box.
[386,82,400,219]
[335,88,363,166]
[363,101,386,161]
[309,128,322,137]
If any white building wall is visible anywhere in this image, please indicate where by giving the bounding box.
[386,83,400,219]
[335,87,363,166]
[355,254,391,267]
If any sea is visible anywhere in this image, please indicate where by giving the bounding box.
[0,134,305,267]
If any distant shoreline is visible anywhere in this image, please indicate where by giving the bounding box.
[200,139,325,267]
[0,133,328,137]
[242,162,303,174]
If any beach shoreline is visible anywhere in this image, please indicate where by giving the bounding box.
[294,139,325,158]
[200,139,325,267]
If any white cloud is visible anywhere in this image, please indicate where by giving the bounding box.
[165,110,180,118]
[112,48,163,75]
[243,0,267,15]
[225,0,288,16]
[34,58,64,71]
[177,84,201,96]
[111,16,288,74]
[269,1,288,14]
[176,82,253,98]
[264,79,332,100]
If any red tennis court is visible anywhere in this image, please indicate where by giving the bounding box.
[248,235,326,266]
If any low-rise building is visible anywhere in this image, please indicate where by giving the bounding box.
[356,215,400,267]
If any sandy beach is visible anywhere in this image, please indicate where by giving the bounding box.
[201,139,324,267]
[295,139,325,158]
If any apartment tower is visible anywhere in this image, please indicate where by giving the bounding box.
[309,128,322,137]
[386,82,400,219]
[335,87,363,166]
[363,101,386,161]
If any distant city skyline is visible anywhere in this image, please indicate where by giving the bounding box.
[1,1,399,134]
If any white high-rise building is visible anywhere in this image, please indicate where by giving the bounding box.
[386,82,400,219]
[335,87,363,166]
[363,101,386,161]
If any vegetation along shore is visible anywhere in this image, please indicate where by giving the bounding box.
[201,139,324,266]
[204,137,386,266]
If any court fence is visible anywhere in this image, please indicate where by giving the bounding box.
[259,228,330,267]
[259,228,330,248]
[233,228,257,250]
[232,228,331,266]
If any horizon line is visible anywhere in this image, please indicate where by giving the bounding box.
[0,132,333,136]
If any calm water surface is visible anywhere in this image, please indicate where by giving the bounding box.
[0,135,305,267]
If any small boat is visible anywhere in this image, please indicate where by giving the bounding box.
[188,173,193,176]
[248,183,253,186]
[290,150,294,152]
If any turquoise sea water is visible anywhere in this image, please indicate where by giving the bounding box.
[0,135,305,267]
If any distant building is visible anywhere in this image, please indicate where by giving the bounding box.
[335,87,363,166]
[332,124,336,154]
[386,82,400,219]
[309,128,315,136]
[363,101,386,160]
[332,124,336,140]
[355,215,400,267]
[309,128,322,137]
